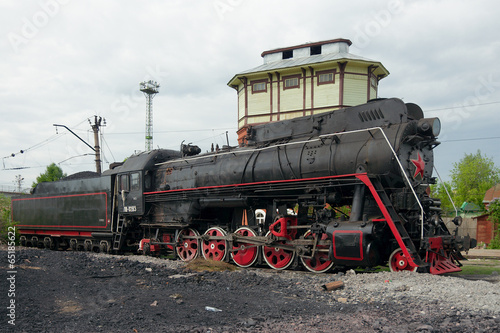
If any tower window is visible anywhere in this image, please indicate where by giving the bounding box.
[251,79,268,93]
[283,75,301,89]
[310,45,322,55]
[319,73,333,82]
[282,50,293,59]
[317,70,336,85]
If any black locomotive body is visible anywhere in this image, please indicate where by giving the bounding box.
[12,98,472,274]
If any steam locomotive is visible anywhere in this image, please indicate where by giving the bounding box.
[12,98,473,274]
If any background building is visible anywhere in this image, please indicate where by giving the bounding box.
[475,184,500,245]
[227,38,390,144]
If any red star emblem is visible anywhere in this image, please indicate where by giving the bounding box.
[411,152,425,179]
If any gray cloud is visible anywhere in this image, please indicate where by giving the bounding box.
[1,0,499,190]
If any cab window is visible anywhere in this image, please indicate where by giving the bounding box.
[130,172,140,191]
[120,174,129,191]
[144,171,152,190]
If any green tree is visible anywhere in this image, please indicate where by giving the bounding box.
[450,150,500,210]
[0,194,18,244]
[0,194,11,225]
[32,163,67,187]
[490,200,500,225]
[430,181,455,216]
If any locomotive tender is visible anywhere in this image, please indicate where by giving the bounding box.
[12,98,473,274]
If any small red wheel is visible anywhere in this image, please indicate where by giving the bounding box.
[202,227,228,261]
[263,231,295,270]
[389,248,418,272]
[231,227,259,268]
[300,230,334,273]
[176,228,200,262]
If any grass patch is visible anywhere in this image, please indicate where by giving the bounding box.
[185,258,238,272]
[456,260,500,275]
[350,266,389,273]
[457,265,499,275]
[160,253,177,260]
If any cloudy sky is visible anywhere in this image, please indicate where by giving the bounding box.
[1,0,499,191]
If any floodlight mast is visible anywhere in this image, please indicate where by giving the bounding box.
[140,80,160,151]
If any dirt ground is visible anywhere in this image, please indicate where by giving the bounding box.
[1,247,499,333]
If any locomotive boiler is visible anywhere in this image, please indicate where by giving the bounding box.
[12,98,473,274]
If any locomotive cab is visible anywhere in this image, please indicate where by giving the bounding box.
[116,171,143,215]
[104,149,182,217]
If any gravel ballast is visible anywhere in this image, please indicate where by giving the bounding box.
[1,247,499,332]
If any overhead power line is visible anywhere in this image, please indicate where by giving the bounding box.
[440,136,500,143]
[106,127,236,135]
[2,133,65,160]
[425,100,500,112]
[2,117,91,160]
[2,166,32,170]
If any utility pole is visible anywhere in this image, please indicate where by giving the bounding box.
[54,117,106,174]
[15,175,24,192]
[89,116,105,174]
[140,80,160,151]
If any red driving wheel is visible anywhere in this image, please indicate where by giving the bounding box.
[300,230,334,273]
[231,227,259,268]
[202,227,228,261]
[176,228,200,262]
[263,231,295,270]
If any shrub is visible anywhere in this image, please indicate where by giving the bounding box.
[0,194,19,245]
[488,234,500,249]
[488,200,500,249]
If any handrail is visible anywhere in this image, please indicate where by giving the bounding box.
[433,166,458,217]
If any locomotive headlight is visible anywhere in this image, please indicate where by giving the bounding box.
[417,118,441,137]
[431,118,441,136]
